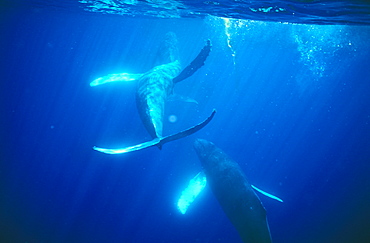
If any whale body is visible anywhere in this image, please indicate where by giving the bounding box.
[193,139,272,243]
[90,33,213,154]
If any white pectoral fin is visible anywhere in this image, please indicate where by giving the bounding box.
[93,138,161,154]
[251,185,284,203]
[177,171,207,214]
[90,73,142,87]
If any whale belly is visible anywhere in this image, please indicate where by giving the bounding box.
[136,63,179,138]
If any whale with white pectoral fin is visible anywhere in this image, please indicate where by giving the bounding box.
[90,33,214,154]
[177,139,283,243]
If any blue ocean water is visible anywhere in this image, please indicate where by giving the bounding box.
[1,1,370,243]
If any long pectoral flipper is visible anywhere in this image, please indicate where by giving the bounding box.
[176,171,283,215]
[251,185,284,203]
[90,73,143,87]
[173,40,212,83]
[177,171,207,214]
[93,109,216,155]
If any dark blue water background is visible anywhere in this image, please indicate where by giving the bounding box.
[1,1,370,243]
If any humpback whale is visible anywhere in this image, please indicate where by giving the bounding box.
[193,139,272,243]
[90,33,214,154]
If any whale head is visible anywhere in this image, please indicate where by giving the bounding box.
[194,138,214,154]
[193,138,219,168]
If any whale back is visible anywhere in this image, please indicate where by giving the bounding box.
[194,139,272,243]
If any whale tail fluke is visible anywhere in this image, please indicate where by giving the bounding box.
[93,110,216,155]
[93,138,161,154]
[160,109,216,145]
